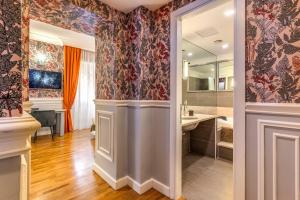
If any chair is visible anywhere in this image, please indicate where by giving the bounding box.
[31,110,57,142]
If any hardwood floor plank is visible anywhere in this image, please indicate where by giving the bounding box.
[31,130,169,200]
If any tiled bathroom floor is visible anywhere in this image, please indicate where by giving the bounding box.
[182,154,233,200]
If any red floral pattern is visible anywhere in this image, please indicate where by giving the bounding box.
[0,0,24,117]
[6,0,299,115]
[246,0,300,102]
[22,0,30,102]
[119,1,195,100]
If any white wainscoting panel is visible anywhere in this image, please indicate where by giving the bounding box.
[96,110,114,162]
[257,119,300,200]
[93,100,170,197]
[272,133,299,200]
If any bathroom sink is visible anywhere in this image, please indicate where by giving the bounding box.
[182,115,199,132]
[182,116,198,120]
[182,122,199,132]
[181,114,215,132]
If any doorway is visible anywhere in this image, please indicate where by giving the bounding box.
[169,0,246,199]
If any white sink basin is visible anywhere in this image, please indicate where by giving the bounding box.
[182,116,198,120]
[182,115,199,132]
[181,114,216,132]
[182,122,199,132]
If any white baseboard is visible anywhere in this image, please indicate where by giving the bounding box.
[93,163,170,197]
[93,163,118,190]
[116,176,128,189]
[152,179,170,197]
[126,177,170,197]
[127,177,153,194]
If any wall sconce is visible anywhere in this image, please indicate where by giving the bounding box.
[35,52,47,65]
[183,60,189,80]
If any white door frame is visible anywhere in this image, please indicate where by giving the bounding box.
[169,0,246,199]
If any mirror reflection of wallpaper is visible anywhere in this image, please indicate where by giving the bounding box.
[29,40,64,98]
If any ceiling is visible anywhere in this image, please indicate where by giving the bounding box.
[182,0,234,60]
[100,0,172,13]
[30,20,95,52]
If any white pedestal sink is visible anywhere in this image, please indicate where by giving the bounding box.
[181,114,216,132]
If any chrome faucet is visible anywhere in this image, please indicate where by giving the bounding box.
[183,100,188,116]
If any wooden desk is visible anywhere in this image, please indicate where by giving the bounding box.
[54,110,65,136]
[30,109,65,136]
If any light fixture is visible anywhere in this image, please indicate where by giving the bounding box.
[183,60,189,80]
[187,52,193,57]
[224,9,235,17]
[35,52,47,65]
[222,43,229,49]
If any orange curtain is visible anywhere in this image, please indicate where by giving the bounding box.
[63,46,81,133]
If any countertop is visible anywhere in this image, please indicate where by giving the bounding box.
[181,114,217,127]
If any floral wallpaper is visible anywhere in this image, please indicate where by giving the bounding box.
[125,0,300,102]
[124,0,195,100]
[29,40,64,98]
[126,1,195,100]
[0,0,23,117]
[30,0,100,36]
[112,15,129,100]
[246,0,300,103]
[126,7,155,100]
[95,22,115,99]
[2,0,299,118]
[22,0,30,102]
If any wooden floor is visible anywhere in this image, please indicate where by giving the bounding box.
[30,130,169,200]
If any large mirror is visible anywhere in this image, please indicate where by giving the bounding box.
[182,39,217,92]
[182,40,233,92]
[188,62,217,91]
[218,60,234,91]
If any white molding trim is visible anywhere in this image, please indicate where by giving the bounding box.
[0,112,40,200]
[127,177,153,195]
[94,99,170,108]
[20,154,28,200]
[152,179,170,197]
[95,111,114,163]
[246,103,300,117]
[0,112,41,133]
[23,101,33,113]
[257,120,300,200]
[116,176,129,189]
[233,0,246,199]
[30,98,64,110]
[93,163,170,197]
[93,163,120,190]
[30,97,63,101]
[272,133,299,200]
